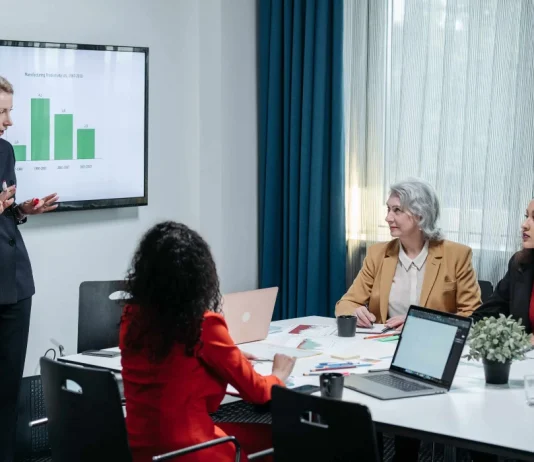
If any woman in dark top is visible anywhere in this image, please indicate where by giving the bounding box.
[472,198,534,342]
[0,75,59,462]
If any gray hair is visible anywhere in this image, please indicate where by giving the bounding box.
[0,76,13,94]
[389,178,444,241]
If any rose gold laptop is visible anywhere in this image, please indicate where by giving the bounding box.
[222,287,278,344]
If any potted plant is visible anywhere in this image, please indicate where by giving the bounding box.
[466,314,532,385]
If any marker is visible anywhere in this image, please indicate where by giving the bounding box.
[317,362,355,367]
[364,332,398,340]
[381,326,395,334]
[2,180,6,192]
[32,198,39,206]
[311,364,372,372]
[378,335,399,342]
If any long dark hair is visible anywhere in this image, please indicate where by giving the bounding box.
[515,248,534,269]
[123,221,221,362]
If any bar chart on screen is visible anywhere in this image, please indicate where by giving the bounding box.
[12,97,98,162]
[1,43,146,204]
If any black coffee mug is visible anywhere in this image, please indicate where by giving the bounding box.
[337,315,357,337]
[320,372,344,399]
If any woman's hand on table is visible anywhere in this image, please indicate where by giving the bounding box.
[272,353,296,383]
[385,315,406,331]
[354,306,376,327]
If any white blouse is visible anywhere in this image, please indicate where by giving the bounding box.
[388,241,429,318]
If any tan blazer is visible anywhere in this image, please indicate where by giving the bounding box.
[335,239,481,322]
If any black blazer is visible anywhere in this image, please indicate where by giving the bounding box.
[471,253,534,334]
[0,138,35,304]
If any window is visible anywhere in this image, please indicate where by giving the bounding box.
[344,0,534,285]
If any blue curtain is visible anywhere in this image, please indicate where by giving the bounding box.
[258,0,346,320]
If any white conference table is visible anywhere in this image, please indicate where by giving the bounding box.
[59,315,534,460]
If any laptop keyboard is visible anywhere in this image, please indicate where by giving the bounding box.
[364,374,432,392]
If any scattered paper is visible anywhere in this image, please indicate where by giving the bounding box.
[268,324,297,335]
[226,363,309,395]
[328,340,396,361]
[356,324,386,334]
[269,325,283,334]
[288,324,337,337]
[281,337,336,351]
[238,342,321,360]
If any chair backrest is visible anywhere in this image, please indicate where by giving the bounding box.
[270,386,379,462]
[478,280,494,303]
[39,357,131,462]
[78,280,128,353]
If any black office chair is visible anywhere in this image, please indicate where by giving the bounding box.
[478,280,494,304]
[36,357,241,462]
[77,280,128,353]
[266,386,380,462]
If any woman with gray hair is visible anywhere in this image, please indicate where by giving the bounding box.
[336,178,481,462]
[336,177,480,330]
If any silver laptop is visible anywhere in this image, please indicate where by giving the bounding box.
[344,305,472,400]
[222,287,278,344]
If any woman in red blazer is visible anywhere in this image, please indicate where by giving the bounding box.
[120,221,295,462]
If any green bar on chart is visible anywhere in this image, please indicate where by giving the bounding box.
[77,129,95,159]
[31,98,50,161]
[13,145,26,162]
[54,114,74,160]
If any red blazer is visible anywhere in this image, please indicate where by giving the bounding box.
[120,307,283,462]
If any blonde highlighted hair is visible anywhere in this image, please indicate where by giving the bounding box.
[0,76,14,94]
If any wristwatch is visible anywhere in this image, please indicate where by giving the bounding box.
[12,204,27,224]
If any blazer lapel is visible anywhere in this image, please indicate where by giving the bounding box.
[419,241,443,307]
[380,240,399,322]
[0,141,8,182]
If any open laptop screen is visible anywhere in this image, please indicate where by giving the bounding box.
[390,306,472,388]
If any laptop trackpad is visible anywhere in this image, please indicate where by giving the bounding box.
[344,372,442,400]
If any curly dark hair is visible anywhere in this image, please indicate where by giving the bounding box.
[123,221,222,362]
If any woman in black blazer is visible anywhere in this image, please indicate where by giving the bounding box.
[0,76,59,462]
[471,199,534,340]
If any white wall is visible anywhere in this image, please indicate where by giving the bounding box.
[1,0,258,376]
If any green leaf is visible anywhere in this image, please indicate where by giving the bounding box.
[468,315,530,363]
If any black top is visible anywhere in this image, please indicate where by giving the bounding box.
[0,138,35,304]
[471,253,534,334]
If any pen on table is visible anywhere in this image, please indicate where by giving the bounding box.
[364,332,398,340]
[367,368,389,373]
[381,326,394,334]
[311,364,372,372]
[304,371,351,376]
[317,361,355,367]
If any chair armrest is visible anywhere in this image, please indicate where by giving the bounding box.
[29,418,48,428]
[248,448,274,460]
[153,435,241,461]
